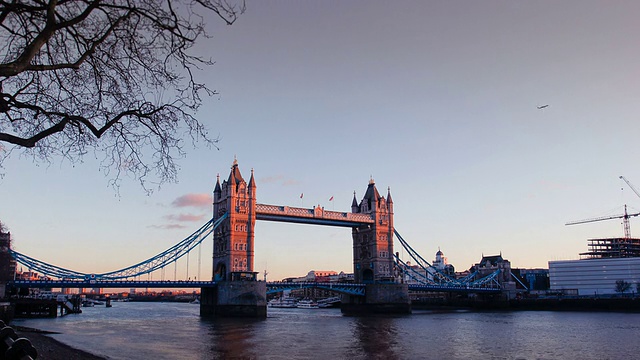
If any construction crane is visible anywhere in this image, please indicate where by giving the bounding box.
[620,175,640,199]
[566,205,640,239]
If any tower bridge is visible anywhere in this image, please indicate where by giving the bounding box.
[4,159,506,317]
[211,159,395,288]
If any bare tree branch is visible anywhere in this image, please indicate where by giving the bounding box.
[0,0,243,191]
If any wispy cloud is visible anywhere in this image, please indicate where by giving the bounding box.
[151,194,211,229]
[148,224,187,230]
[171,193,212,208]
[164,213,206,222]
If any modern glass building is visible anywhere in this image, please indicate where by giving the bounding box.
[549,257,640,296]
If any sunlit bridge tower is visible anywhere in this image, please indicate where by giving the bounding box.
[212,159,257,281]
[351,179,394,283]
[202,159,265,318]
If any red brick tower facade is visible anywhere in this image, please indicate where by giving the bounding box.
[212,160,256,281]
[351,179,394,283]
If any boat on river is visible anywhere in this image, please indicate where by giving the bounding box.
[317,296,341,308]
[268,297,298,308]
[296,299,319,309]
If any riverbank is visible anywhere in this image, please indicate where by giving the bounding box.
[411,296,640,312]
[14,326,106,360]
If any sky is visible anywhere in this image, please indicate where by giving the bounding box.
[2,1,640,282]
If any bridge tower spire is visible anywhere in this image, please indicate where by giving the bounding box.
[212,159,257,281]
[351,178,395,283]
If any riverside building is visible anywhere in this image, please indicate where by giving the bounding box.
[549,237,640,296]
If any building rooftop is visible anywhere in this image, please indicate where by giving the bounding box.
[579,237,640,259]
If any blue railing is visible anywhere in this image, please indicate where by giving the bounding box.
[266,282,366,296]
[8,279,217,288]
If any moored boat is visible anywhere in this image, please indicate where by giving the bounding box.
[317,296,341,308]
[296,299,319,309]
[268,296,298,308]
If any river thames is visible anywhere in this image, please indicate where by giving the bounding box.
[11,302,640,359]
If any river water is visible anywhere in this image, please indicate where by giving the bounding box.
[11,302,640,359]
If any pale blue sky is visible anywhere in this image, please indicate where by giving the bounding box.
[2,1,640,281]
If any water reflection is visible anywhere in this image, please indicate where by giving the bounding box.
[206,318,263,359]
[352,316,400,360]
[11,304,640,360]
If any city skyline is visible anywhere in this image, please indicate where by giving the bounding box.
[2,1,640,281]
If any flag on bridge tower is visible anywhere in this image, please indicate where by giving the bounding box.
[300,193,304,198]
[329,196,334,201]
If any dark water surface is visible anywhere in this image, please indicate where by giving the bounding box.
[12,302,640,359]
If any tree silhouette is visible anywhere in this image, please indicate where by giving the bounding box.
[0,0,243,191]
[615,279,631,294]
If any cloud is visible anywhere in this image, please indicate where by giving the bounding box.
[171,193,212,208]
[156,194,211,229]
[164,213,206,222]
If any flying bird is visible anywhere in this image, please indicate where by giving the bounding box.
[537,105,549,109]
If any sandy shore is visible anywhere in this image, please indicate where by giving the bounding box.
[14,326,107,360]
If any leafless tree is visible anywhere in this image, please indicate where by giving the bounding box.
[0,0,243,191]
[615,279,631,294]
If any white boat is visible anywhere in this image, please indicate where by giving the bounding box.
[317,296,341,308]
[296,299,319,309]
[268,296,298,308]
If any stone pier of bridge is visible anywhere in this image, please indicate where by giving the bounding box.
[340,283,411,315]
[200,278,266,318]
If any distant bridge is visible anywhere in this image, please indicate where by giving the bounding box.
[8,279,502,297]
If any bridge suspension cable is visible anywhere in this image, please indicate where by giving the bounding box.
[394,229,459,284]
[394,228,502,289]
[10,213,228,280]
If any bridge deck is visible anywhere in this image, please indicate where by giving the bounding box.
[8,280,217,289]
[9,280,502,294]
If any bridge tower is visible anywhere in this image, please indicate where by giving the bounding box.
[212,159,257,281]
[351,179,395,283]
[201,159,266,318]
[344,179,411,314]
